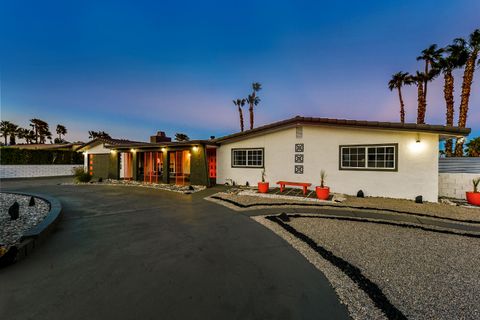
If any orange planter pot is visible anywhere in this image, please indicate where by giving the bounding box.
[258,182,269,193]
[466,192,480,206]
[316,186,330,200]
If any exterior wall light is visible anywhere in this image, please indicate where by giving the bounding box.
[110,149,117,154]
[161,147,166,152]
[416,134,421,143]
[130,148,136,153]
[192,146,199,152]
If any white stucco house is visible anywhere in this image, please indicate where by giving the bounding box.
[215,116,470,202]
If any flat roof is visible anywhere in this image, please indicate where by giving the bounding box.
[214,116,471,143]
[107,139,218,150]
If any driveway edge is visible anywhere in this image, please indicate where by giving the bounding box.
[0,191,63,267]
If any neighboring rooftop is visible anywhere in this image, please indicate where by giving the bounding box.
[214,116,472,143]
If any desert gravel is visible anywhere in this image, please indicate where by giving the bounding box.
[212,190,480,222]
[0,193,50,250]
[255,214,480,319]
[62,178,206,194]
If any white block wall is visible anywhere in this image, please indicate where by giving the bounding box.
[439,173,480,199]
[0,165,82,179]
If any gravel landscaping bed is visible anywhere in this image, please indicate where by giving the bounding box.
[63,179,206,194]
[254,214,480,320]
[209,189,480,222]
[0,193,50,252]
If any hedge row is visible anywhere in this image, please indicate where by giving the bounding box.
[0,147,83,165]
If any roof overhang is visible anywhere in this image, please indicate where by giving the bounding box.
[214,116,471,144]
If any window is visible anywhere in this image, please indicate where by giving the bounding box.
[232,148,264,168]
[340,144,397,171]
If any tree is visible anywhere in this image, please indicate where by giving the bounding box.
[466,137,480,157]
[247,82,262,130]
[233,98,246,132]
[434,43,468,156]
[7,123,20,145]
[410,72,428,124]
[29,118,49,144]
[0,121,11,145]
[88,131,111,139]
[388,72,413,123]
[416,44,444,105]
[56,124,67,142]
[174,133,190,142]
[454,29,480,156]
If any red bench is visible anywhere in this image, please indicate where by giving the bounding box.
[276,181,312,195]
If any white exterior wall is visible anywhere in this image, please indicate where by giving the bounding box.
[217,126,439,202]
[0,164,82,178]
[439,173,479,199]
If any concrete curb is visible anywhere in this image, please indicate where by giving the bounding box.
[0,191,63,267]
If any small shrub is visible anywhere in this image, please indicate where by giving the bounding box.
[73,167,92,183]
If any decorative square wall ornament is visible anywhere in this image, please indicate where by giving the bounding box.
[294,165,304,174]
[295,154,304,163]
[295,143,304,152]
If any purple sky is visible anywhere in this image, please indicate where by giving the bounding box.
[1,0,479,143]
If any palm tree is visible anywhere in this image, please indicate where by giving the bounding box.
[434,44,469,156]
[6,123,19,145]
[410,72,428,124]
[0,120,11,145]
[30,118,49,143]
[56,124,67,142]
[247,82,262,130]
[454,29,480,156]
[246,94,260,130]
[388,72,413,123]
[466,137,480,157]
[233,99,246,132]
[416,44,444,104]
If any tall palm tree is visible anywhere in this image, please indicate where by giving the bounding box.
[388,72,413,123]
[416,44,444,104]
[246,94,260,130]
[30,118,49,143]
[410,72,428,124]
[247,82,262,130]
[233,99,246,132]
[0,120,11,145]
[454,29,480,156]
[56,124,67,141]
[434,44,469,156]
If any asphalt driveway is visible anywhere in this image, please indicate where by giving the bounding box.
[0,177,350,320]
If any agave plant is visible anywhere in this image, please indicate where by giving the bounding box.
[261,169,266,183]
[473,178,480,193]
[320,170,327,188]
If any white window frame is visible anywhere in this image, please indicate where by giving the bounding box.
[231,148,264,168]
[339,144,398,171]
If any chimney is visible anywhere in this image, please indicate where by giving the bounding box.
[150,131,172,143]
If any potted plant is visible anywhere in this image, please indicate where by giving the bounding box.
[257,169,269,193]
[315,170,330,200]
[466,178,480,206]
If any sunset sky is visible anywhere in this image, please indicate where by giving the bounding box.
[1,0,479,142]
